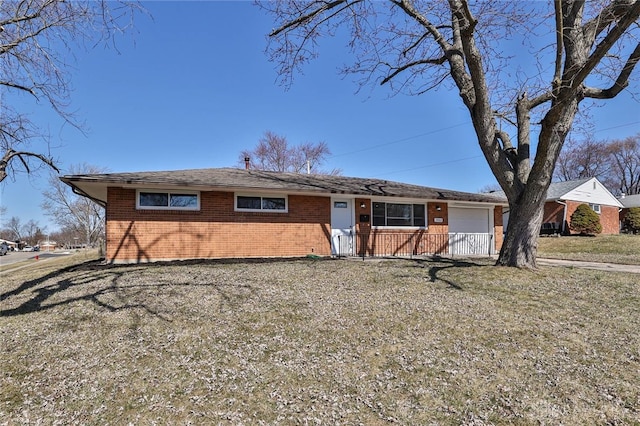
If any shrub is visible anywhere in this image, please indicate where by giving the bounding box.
[622,207,640,234]
[570,204,602,235]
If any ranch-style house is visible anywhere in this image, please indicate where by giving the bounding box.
[61,168,507,263]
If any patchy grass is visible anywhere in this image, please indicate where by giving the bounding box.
[2,256,640,424]
[538,234,640,264]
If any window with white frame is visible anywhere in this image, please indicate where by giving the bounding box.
[137,190,200,210]
[589,203,601,214]
[372,202,426,227]
[235,194,288,212]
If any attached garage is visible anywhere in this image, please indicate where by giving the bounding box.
[448,206,494,255]
[448,207,491,233]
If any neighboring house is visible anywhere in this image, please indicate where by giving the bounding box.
[618,194,640,226]
[502,177,622,235]
[39,240,58,251]
[61,168,507,264]
[0,239,17,251]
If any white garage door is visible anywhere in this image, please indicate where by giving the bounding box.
[448,207,493,255]
[448,207,490,233]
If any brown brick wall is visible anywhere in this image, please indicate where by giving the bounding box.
[105,189,505,262]
[106,188,331,263]
[543,202,565,225]
[494,206,503,251]
[563,200,619,235]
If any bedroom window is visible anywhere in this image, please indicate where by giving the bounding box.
[137,190,199,210]
[372,202,426,227]
[589,203,601,214]
[236,195,287,212]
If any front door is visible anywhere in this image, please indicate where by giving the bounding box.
[331,199,354,256]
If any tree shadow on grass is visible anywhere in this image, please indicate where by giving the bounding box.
[412,256,488,290]
[0,257,313,318]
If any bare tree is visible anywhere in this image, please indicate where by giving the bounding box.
[554,137,613,181]
[21,219,43,245]
[42,163,106,247]
[553,133,640,195]
[4,216,22,241]
[261,0,640,268]
[0,1,141,183]
[609,134,640,195]
[240,131,341,174]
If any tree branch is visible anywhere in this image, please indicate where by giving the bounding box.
[570,1,640,94]
[380,57,447,85]
[584,42,640,99]
[0,149,59,183]
[553,0,563,91]
[269,0,352,37]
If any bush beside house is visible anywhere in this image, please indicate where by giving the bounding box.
[570,204,602,235]
[622,207,640,234]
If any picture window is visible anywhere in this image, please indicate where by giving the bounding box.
[372,202,426,227]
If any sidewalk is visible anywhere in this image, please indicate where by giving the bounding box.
[537,258,640,274]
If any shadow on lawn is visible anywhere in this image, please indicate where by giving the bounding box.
[0,257,303,318]
[414,256,486,290]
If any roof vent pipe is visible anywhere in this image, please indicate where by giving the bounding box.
[244,157,250,170]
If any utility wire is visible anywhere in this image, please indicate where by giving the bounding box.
[377,155,484,177]
[329,122,470,158]
[331,120,639,178]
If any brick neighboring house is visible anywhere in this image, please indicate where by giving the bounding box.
[500,177,622,235]
[61,168,507,264]
[505,177,621,235]
[619,194,640,228]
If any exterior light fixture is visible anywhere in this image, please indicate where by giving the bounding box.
[436,205,442,211]
[360,202,366,208]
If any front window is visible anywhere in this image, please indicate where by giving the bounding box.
[137,190,199,210]
[236,194,288,212]
[589,203,601,214]
[372,202,426,227]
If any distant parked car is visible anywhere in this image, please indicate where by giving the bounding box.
[22,246,34,252]
[0,242,8,256]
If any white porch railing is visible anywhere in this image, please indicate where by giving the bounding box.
[337,231,495,258]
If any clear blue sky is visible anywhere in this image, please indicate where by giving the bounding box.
[1,1,639,233]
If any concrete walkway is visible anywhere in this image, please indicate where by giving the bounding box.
[537,258,640,274]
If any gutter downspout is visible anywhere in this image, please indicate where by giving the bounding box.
[557,200,567,235]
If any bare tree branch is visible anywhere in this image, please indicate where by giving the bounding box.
[584,42,640,99]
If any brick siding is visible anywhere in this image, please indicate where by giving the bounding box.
[106,188,503,262]
[542,200,619,235]
[106,188,331,263]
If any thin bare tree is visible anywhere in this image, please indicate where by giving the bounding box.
[42,163,107,247]
[261,0,640,267]
[609,134,640,195]
[554,137,613,181]
[240,131,341,174]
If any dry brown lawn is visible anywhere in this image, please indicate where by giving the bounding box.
[538,234,640,265]
[1,252,639,424]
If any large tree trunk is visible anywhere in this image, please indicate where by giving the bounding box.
[497,190,547,268]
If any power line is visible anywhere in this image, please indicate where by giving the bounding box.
[377,155,484,177]
[330,122,470,158]
[593,121,640,133]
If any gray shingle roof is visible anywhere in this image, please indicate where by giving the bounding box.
[491,177,594,201]
[620,194,640,208]
[61,167,507,206]
[545,177,592,200]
